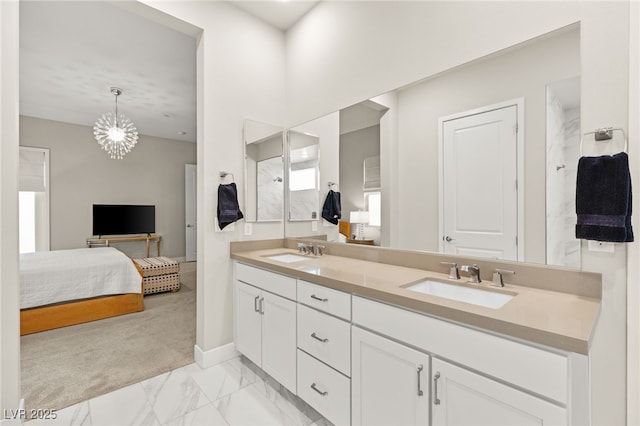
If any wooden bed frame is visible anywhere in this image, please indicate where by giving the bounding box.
[20,262,144,336]
[339,221,351,239]
[20,293,144,335]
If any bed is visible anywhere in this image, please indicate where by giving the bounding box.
[20,247,144,335]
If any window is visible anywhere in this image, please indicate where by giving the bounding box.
[290,167,317,191]
[365,191,381,227]
[19,147,50,253]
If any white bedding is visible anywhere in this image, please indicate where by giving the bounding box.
[20,247,142,309]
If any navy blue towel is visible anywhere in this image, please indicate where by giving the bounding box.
[321,190,341,225]
[217,183,244,230]
[575,152,633,242]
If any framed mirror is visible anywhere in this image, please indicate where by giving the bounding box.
[287,130,320,221]
[243,119,284,223]
[284,25,581,268]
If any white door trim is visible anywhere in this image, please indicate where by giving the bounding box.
[438,98,525,261]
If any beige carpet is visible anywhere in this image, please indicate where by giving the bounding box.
[20,261,196,413]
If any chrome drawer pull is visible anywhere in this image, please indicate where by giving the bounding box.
[310,383,328,396]
[417,364,424,396]
[311,332,329,343]
[254,295,260,312]
[258,297,264,315]
[310,294,328,302]
[433,372,441,405]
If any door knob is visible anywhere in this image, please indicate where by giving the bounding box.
[444,236,455,242]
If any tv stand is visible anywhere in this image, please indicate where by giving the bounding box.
[87,234,161,257]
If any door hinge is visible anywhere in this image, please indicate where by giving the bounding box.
[515,236,518,246]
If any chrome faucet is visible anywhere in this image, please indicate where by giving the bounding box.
[492,269,515,288]
[297,242,324,256]
[461,264,481,283]
[440,261,460,280]
[297,242,313,254]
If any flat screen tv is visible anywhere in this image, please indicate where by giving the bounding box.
[93,204,155,236]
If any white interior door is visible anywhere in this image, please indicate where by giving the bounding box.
[441,105,518,260]
[185,164,197,262]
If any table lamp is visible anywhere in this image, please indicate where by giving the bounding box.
[350,211,370,240]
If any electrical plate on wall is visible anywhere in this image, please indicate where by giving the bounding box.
[587,240,615,253]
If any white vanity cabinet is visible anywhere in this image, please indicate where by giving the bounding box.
[296,280,352,425]
[431,358,566,425]
[233,264,297,393]
[351,326,430,426]
[353,296,579,425]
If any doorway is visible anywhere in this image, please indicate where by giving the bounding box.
[185,164,197,262]
[439,101,523,261]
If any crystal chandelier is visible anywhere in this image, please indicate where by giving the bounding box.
[93,87,138,159]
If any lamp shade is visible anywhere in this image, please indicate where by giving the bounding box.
[350,211,369,224]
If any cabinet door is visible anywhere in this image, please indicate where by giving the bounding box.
[234,281,262,367]
[261,291,297,394]
[432,358,567,426]
[352,326,430,426]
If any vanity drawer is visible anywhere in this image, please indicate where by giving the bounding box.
[235,263,296,300]
[297,280,351,320]
[297,349,350,426]
[297,304,351,376]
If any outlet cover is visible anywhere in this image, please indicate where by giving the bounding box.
[312,221,318,231]
[588,240,615,253]
[244,222,253,236]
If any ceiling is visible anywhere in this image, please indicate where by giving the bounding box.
[19,1,318,144]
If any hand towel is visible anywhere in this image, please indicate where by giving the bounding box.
[575,152,633,242]
[217,183,244,230]
[321,190,342,225]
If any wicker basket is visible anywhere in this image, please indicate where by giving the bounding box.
[142,273,181,295]
[133,257,180,277]
[133,257,181,295]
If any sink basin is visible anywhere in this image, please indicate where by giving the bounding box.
[404,280,514,309]
[263,253,310,263]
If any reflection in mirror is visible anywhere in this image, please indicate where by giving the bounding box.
[545,77,581,269]
[243,120,284,222]
[284,25,581,267]
[339,101,387,244]
[288,131,320,221]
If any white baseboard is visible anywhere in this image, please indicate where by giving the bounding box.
[194,343,239,369]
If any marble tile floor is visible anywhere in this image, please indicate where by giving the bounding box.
[29,356,333,426]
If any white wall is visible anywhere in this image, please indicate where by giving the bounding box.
[19,116,196,259]
[285,2,631,423]
[0,0,21,416]
[135,1,287,355]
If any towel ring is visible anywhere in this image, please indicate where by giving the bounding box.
[579,127,628,156]
[328,181,337,189]
[220,171,235,182]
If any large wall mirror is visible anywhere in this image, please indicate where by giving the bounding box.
[284,24,581,268]
[243,119,284,223]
